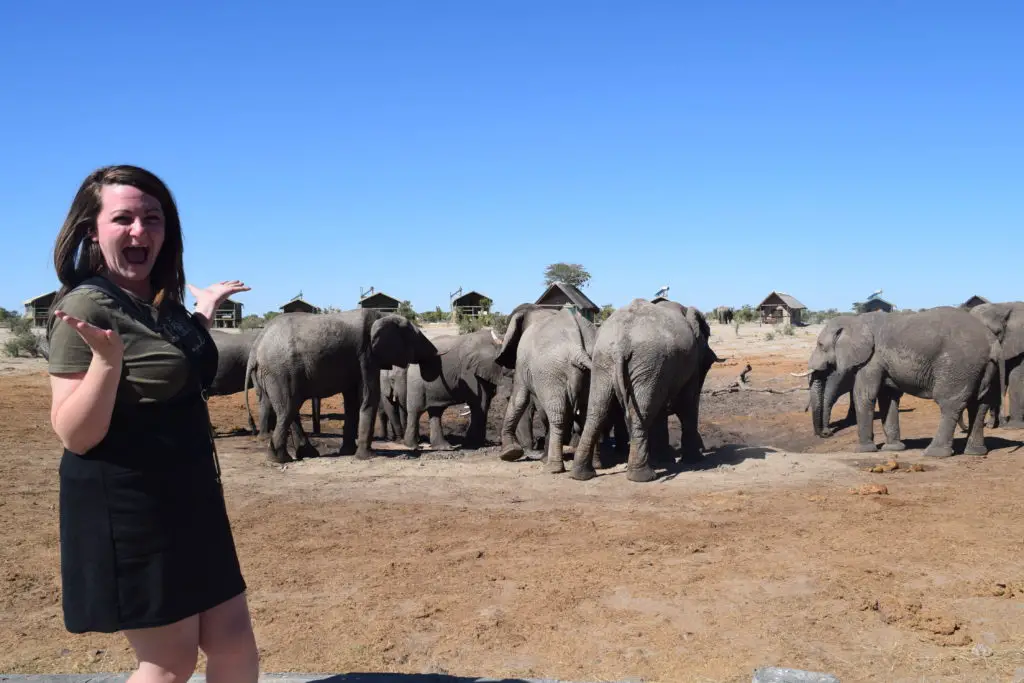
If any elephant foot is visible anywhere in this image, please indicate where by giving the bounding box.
[354,446,374,460]
[545,458,566,474]
[881,441,906,452]
[338,442,358,457]
[267,449,293,464]
[570,465,597,481]
[591,454,607,469]
[855,442,878,453]
[923,444,954,458]
[626,465,658,483]
[499,446,525,462]
[296,442,320,460]
[963,443,988,456]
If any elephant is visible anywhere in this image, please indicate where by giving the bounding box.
[402,329,506,450]
[715,306,735,325]
[377,367,407,441]
[571,299,721,482]
[492,304,598,472]
[800,307,1003,457]
[245,309,439,463]
[970,302,1024,428]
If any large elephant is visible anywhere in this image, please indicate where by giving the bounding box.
[801,307,1002,457]
[493,304,598,472]
[571,299,720,482]
[245,309,439,463]
[378,367,407,441]
[970,302,1024,428]
[403,329,506,450]
[715,306,735,325]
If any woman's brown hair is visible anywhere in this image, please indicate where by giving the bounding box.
[51,165,185,314]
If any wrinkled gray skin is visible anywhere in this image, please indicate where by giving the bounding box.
[246,310,439,463]
[378,367,407,441]
[403,329,506,450]
[804,307,1003,457]
[571,299,721,483]
[493,305,598,472]
[970,302,1024,428]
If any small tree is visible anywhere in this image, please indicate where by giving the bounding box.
[543,263,591,289]
[264,311,280,322]
[397,300,418,323]
[240,314,264,330]
[597,304,615,323]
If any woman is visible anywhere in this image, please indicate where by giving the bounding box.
[46,165,259,682]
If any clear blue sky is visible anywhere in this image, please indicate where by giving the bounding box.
[2,1,1021,316]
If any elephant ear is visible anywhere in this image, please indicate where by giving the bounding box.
[495,309,528,369]
[1005,305,1024,361]
[370,316,407,370]
[834,320,874,372]
[560,308,595,370]
[466,331,505,386]
[684,306,712,342]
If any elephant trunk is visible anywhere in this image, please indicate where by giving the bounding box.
[818,371,847,437]
[810,374,827,437]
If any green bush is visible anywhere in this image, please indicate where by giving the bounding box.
[457,311,508,336]
[3,331,40,358]
[8,316,32,334]
[764,331,775,341]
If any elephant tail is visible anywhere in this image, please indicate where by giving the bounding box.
[244,351,258,434]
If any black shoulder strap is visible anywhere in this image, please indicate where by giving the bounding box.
[75,276,218,393]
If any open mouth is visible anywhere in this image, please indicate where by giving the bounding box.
[123,246,149,265]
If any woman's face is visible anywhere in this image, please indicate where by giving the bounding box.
[92,184,166,297]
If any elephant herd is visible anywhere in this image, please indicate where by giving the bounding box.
[205,299,1024,483]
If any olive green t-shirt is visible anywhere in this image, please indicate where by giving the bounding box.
[47,287,199,405]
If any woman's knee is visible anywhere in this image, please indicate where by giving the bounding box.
[124,617,200,682]
[199,593,258,659]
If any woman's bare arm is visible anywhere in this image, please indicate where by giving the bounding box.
[48,310,125,454]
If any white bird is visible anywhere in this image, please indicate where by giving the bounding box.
[655,285,670,298]
[867,288,883,301]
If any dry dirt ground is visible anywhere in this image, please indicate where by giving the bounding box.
[3,322,1024,682]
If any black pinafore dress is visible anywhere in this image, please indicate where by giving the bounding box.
[57,277,246,633]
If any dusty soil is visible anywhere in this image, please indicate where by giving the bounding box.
[3,322,1024,682]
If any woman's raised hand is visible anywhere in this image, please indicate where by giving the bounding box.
[53,310,124,368]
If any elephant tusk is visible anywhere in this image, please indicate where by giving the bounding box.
[490,329,502,345]
[790,370,812,377]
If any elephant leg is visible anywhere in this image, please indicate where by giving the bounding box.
[377,401,389,440]
[540,397,571,474]
[1006,363,1024,429]
[853,370,882,453]
[380,397,403,442]
[878,390,905,452]
[964,399,990,456]
[290,417,319,460]
[624,400,657,483]
[311,396,321,435]
[676,393,705,461]
[611,400,629,456]
[464,386,491,448]
[648,410,674,469]
[403,404,424,450]
[570,375,614,481]
[499,379,531,461]
[338,388,359,456]
[354,376,378,460]
[265,384,297,464]
[923,398,966,458]
[428,407,454,450]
